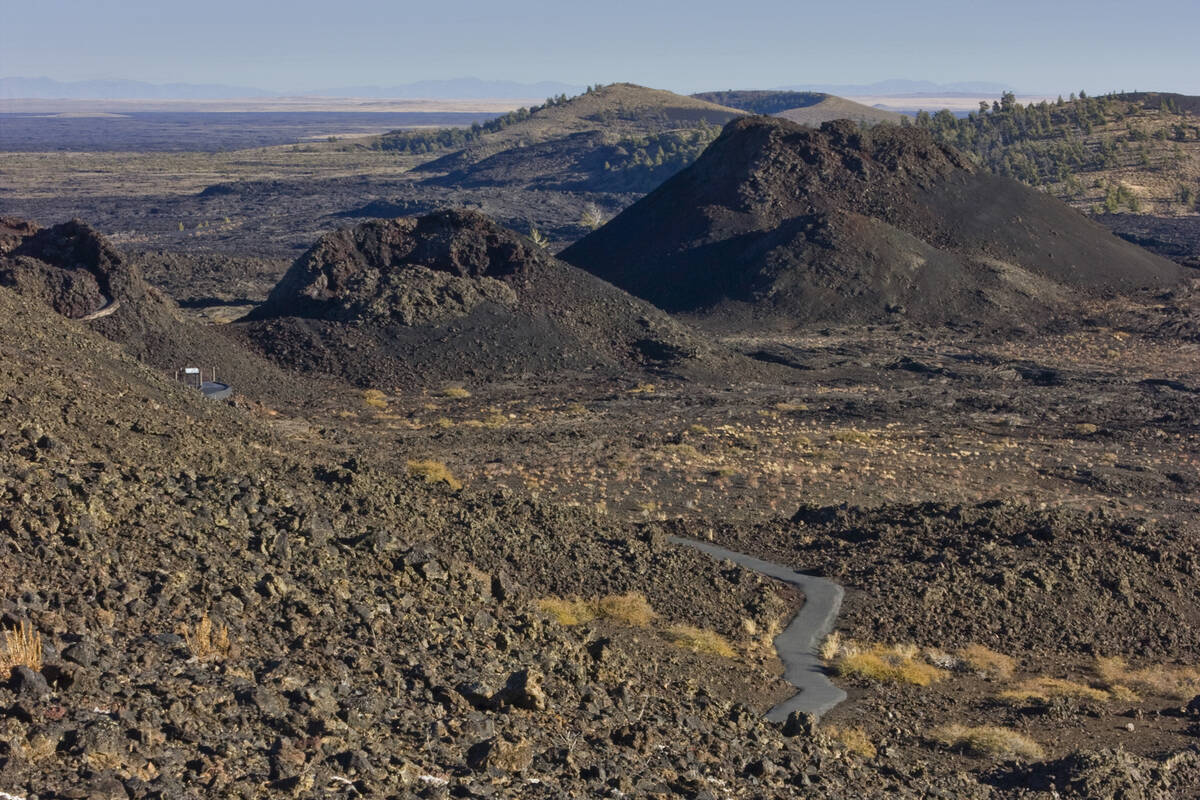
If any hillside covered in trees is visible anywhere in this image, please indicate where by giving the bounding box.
[912,91,1200,215]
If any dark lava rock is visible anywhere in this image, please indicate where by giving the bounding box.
[562,116,1184,328]
[9,665,50,697]
[0,217,298,401]
[240,209,735,386]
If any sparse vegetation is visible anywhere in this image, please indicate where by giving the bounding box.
[537,597,597,627]
[362,388,388,409]
[528,225,549,248]
[595,593,656,626]
[537,592,655,627]
[825,725,877,759]
[182,613,231,661]
[959,644,1016,680]
[1,620,43,672]
[407,459,463,490]
[663,625,737,658]
[832,641,947,687]
[931,724,1044,760]
[1095,656,1200,700]
[440,385,471,399]
[997,676,1112,704]
[579,203,607,231]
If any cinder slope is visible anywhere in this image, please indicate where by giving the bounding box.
[776,96,905,126]
[0,217,297,400]
[561,116,1184,328]
[694,90,905,125]
[242,209,736,386]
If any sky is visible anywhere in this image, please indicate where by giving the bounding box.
[2,0,1198,95]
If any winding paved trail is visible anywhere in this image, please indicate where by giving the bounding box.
[669,536,847,722]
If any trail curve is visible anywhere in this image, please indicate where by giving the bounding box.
[669,536,847,722]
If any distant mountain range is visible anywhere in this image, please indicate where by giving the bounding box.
[0,76,585,100]
[775,80,1016,96]
[313,79,586,99]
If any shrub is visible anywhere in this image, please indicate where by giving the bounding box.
[664,625,737,658]
[1,621,42,671]
[407,460,463,490]
[931,724,1044,760]
[1095,656,1200,700]
[440,385,471,399]
[960,644,1016,680]
[595,593,656,626]
[826,725,877,759]
[537,593,655,627]
[362,389,388,409]
[183,614,231,661]
[834,643,947,687]
[537,597,596,626]
[997,677,1111,704]
[819,630,843,662]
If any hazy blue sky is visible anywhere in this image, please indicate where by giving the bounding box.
[3,0,1198,94]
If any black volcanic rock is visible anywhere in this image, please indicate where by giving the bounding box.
[242,209,730,386]
[0,218,297,400]
[561,116,1184,328]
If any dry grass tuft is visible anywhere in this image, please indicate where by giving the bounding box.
[407,459,462,490]
[183,614,231,661]
[664,625,737,658]
[829,429,874,444]
[834,643,946,687]
[960,644,1016,680]
[537,593,655,627]
[932,724,1044,760]
[825,725,877,759]
[1095,656,1200,700]
[819,631,843,662]
[998,677,1111,704]
[440,385,471,399]
[1,621,43,672]
[362,388,388,409]
[595,593,656,626]
[537,597,597,627]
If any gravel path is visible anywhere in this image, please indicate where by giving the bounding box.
[669,536,847,721]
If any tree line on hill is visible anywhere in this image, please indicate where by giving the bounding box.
[373,85,610,155]
[907,91,1200,211]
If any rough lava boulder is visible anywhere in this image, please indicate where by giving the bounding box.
[561,116,1184,329]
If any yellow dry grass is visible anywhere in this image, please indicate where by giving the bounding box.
[1,621,43,672]
[440,385,471,399]
[537,597,597,627]
[537,592,655,628]
[407,460,463,490]
[825,725,877,759]
[663,625,737,658]
[997,677,1111,704]
[834,643,946,687]
[959,644,1016,680]
[183,614,231,661]
[931,724,1044,760]
[819,631,842,662]
[362,388,388,409]
[594,593,656,626]
[1095,656,1200,700]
